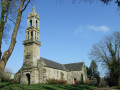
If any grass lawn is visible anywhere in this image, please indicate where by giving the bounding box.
[0,82,95,90]
[113,86,120,89]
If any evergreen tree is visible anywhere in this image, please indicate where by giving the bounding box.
[87,60,100,86]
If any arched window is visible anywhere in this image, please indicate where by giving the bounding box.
[30,20,32,27]
[28,32,29,39]
[60,72,64,80]
[57,71,59,78]
[36,20,37,28]
[37,32,39,39]
[81,74,83,82]
[31,31,33,39]
[35,32,36,39]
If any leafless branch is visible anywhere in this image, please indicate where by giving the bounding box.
[7,18,15,24]
[21,0,30,13]
[5,1,10,23]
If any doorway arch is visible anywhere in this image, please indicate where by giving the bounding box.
[26,73,30,85]
[74,78,76,84]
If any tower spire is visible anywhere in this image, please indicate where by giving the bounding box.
[23,6,41,69]
[32,5,35,13]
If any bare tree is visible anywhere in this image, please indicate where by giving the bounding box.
[90,32,120,85]
[72,0,120,7]
[0,0,31,81]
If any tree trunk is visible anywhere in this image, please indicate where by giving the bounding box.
[118,75,120,86]
[0,1,9,59]
[0,60,5,82]
[0,0,26,81]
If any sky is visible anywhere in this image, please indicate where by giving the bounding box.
[2,0,120,77]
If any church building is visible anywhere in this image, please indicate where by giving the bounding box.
[14,6,87,85]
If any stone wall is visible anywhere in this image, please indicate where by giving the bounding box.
[67,71,82,84]
[14,67,23,83]
[16,68,39,85]
[30,68,39,84]
[23,43,40,68]
[43,67,67,83]
[67,63,87,84]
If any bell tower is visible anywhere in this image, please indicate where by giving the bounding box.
[23,6,41,68]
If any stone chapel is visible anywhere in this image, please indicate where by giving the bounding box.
[14,6,87,85]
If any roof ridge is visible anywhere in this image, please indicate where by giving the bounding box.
[40,57,62,65]
[41,57,83,65]
[64,62,83,65]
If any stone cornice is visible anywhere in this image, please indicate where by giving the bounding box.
[23,39,41,46]
[26,26,39,31]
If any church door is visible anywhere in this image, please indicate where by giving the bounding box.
[26,73,30,85]
[74,78,76,84]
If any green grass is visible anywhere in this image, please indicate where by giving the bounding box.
[0,82,95,90]
[113,86,120,89]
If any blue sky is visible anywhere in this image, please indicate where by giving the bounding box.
[2,0,120,77]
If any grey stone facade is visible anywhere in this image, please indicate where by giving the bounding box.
[14,6,88,85]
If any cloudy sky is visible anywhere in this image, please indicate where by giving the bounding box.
[2,0,120,76]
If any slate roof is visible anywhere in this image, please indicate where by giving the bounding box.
[40,57,66,70]
[39,57,84,71]
[64,62,83,71]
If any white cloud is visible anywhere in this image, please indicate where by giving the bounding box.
[73,26,90,37]
[87,25,110,32]
[74,26,83,34]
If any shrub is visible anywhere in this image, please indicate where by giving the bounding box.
[105,77,117,87]
[47,78,67,84]
[75,79,90,85]
[57,79,67,84]
[1,72,11,82]
[9,79,19,84]
[47,78,56,84]
[75,80,81,85]
[85,78,90,85]
[75,80,85,85]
